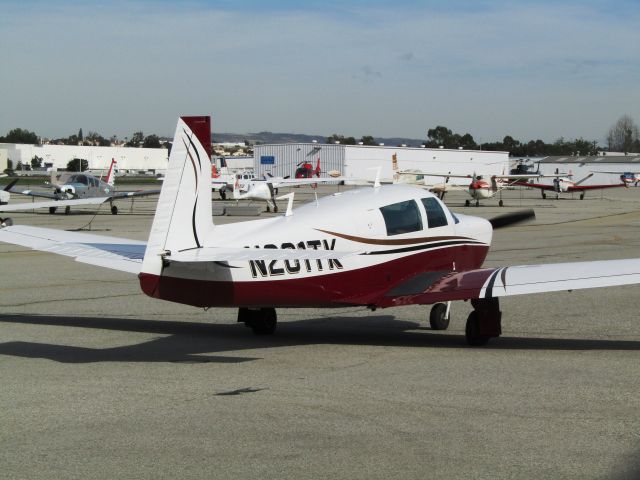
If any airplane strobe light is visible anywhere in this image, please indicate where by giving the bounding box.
[1,116,640,346]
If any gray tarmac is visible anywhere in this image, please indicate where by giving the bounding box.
[1,185,640,479]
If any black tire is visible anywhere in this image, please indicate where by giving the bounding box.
[464,200,470,207]
[248,308,277,335]
[273,205,279,213]
[429,303,450,330]
[542,192,546,199]
[580,193,585,200]
[111,205,118,215]
[64,206,71,215]
[475,200,480,207]
[465,311,490,346]
[498,200,504,207]
[49,206,57,214]
[219,189,226,200]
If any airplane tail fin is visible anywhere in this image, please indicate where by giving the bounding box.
[105,159,117,187]
[140,116,214,279]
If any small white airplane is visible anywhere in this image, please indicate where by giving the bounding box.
[230,170,344,212]
[1,116,639,346]
[1,159,161,215]
[403,171,560,206]
[593,171,640,187]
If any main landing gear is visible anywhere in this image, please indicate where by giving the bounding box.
[238,307,277,335]
[428,298,502,346]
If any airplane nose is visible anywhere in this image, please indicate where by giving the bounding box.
[455,214,492,245]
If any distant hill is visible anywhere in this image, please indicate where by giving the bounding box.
[212,131,426,147]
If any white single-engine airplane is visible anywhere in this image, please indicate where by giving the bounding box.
[405,171,561,207]
[1,159,161,215]
[1,116,639,346]
[231,171,345,213]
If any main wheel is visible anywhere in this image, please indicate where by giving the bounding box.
[64,206,71,215]
[429,303,450,330]
[247,308,277,335]
[475,200,480,207]
[465,311,490,346]
[219,189,227,200]
[465,200,470,207]
[542,192,546,199]
[111,205,118,215]
[273,205,279,213]
[498,199,504,207]
[580,192,585,200]
[49,206,57,214]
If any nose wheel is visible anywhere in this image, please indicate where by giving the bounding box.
[429,302,451,330]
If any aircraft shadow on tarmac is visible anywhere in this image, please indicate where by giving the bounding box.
[2,314,640,364]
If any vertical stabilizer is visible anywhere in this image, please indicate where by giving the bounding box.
[141,116,213,277]
[105,159,117,187]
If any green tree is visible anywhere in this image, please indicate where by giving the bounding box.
[67,158,88,171]
[360,135,377,145]
[326,134,356,145]
[31,155,43,169]
[3,128,38,144]
[426,126,453,147]
[143,134,161,148]
[126,131,144,147]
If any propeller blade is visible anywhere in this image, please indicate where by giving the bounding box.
[489,209,535,230]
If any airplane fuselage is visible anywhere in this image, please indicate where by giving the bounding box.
[139,185,492,308]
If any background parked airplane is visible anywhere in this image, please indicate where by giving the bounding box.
[1,116,639,346]
[513,172,626,199]
[1,159,161,214]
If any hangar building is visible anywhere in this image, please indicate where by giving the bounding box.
[253,143,509,184]
[535,155,640,185]
[0,143,168,174]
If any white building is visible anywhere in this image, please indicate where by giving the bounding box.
[0,143,168,173]
[253,143,509,184]
[536,155,640,184]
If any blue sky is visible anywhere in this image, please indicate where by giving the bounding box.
[1,0,639,143]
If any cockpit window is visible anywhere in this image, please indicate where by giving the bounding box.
[421,197,449,228]
[379,200,423,236]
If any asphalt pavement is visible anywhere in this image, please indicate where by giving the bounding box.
[1,185,639,479]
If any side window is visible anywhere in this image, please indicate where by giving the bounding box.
[379,200,423,236]
[421,197,449,228]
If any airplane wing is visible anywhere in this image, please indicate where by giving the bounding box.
[0,225,146,274]
[377,259,640,307]
[110,189,162,198]
[9,187,59,199]
[0,197,110,212]
[566,183,626,191]
[268,177,346,187]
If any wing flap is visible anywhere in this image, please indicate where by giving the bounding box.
[382,259,640,306]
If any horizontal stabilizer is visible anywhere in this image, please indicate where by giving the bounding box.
[168,247,357,263]
[0,225,145,274]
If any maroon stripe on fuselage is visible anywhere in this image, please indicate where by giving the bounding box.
[139,243,489,308]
